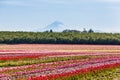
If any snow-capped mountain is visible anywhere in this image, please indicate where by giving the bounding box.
[40,21,66,32]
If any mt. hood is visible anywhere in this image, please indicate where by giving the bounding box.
[41,21,66,32]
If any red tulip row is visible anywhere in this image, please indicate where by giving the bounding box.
[28,62,120,80]
[0,54,45,61]
[0,55,120,79]
[0,51,120,61]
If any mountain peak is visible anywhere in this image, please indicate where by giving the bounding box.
[41,21,65,32]
[47,21,64,28]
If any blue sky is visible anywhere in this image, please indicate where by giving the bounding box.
[0,0,120,32]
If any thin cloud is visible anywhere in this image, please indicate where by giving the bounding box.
[0,0,31,6]
[34,0,69,4]
[98,0,120,2]
[1,0,120,7]
[39,0,120,3]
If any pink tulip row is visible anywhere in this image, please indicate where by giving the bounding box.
[0,50,120,61]
[0,55,120,79]
[0,54,119,72]
[28,62,120,80]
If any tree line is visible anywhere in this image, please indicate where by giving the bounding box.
[0,31,119,44]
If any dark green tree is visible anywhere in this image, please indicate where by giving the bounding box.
[88,29,94,33]
[50,29,53,33]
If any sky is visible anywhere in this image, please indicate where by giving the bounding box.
[0,0,120,32]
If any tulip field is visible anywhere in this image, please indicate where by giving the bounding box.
[0,44,120,80]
